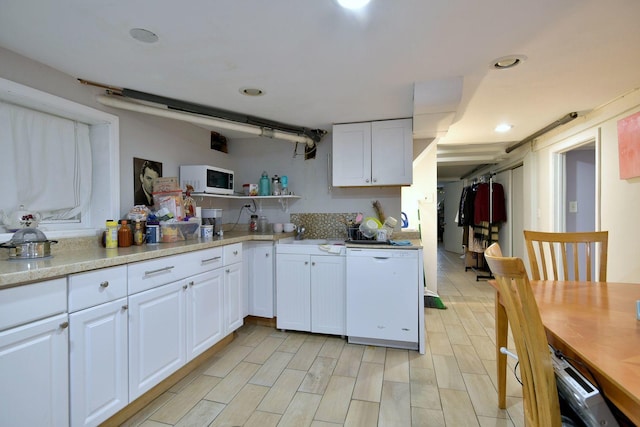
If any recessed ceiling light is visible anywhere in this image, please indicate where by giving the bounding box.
[129,28,159,43]
[337,0,371,10]
[490,55,527,70]
[240,87,265,97]
[495,123,513,133]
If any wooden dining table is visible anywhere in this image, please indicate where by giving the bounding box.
[490,279,640,426]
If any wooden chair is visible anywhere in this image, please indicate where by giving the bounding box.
[523,230,608,282]
[484,243,563,427]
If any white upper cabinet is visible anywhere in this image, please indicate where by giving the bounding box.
[332,118,413,187]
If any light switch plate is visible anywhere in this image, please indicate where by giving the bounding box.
[569,201,578,213]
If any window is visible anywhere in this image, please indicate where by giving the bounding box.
[0,77,119,239]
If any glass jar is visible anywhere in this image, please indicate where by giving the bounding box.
[249,215,258,232]
[258,215,268,232]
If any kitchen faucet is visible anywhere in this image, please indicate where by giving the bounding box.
[295,226,306,240]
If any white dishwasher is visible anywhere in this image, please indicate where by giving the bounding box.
[346,247,420,350]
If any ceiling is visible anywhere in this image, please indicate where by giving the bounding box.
[1,0,639,181]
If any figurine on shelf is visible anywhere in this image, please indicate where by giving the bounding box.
[183,184,196,218]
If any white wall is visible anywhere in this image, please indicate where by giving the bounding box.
[403,140,437,294]
[526,89,640,283]
[0,47,402,228]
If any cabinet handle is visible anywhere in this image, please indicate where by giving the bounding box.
[372,178,377,183]
[144,266,175,276]
[100,281,109,288]
[312,262,316,266]
[226,269,230,273]
[59,321,69,329]
[122,304,128,310]
[265,253,269,258]
[201,256,221,263]
[189,281,194,287]
[182,284,188,290]
[233,250,238,255]
[304,261,309,265]
[365,178,370,183]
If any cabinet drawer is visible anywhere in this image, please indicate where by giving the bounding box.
[128,248,224,295]
[223,243,243,265]
[128,252,195,294]
[68,265,127,312]
[196,247,224,271]
[0,278,67,331]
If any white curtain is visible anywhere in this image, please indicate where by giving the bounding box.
[0,101,92,220]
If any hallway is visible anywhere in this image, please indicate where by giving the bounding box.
[120,245,524,426]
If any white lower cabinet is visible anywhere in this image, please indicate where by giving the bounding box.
[68,265,128,427]
[276,253,345,334]
[186,269,224,361]
[0,277,68,427]
[311,255,345,335]
[128,280,187,400]
[128,246,236,400]
[245,241,274,318]
[224,243,244,333]
[69,299,128,427]
[0,313,69,427]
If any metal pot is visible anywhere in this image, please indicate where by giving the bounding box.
[0,228,58,259]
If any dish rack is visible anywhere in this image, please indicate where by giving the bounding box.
[346,225,375,241]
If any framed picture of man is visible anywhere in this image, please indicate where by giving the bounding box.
[134,157,162,206]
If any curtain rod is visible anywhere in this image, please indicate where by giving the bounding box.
[505,112,578,153]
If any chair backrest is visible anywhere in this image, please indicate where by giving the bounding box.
[484,243,562,427]
[523,230,608,282]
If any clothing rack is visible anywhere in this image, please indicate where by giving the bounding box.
[459,172,504,281]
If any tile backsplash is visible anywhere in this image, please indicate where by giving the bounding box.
[289,213,420,240]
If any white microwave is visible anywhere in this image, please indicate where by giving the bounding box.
[180,165,235,195]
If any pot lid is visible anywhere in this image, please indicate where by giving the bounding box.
[10,227,49,244]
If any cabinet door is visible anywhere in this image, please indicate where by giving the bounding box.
[69,298,128,427]
[0,313,69,427]
[224,262,244,334]
[332,122,372,186]
[186,269,224,361]
[276,253,311,331]
[311,255,346,335]
[248,242,274,318]
[371,118,413,186]
[128,281,186,400]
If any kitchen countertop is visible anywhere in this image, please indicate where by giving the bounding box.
[0,231,422,288]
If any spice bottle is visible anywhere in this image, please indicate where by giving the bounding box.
[249,215,258,232]
[133,219,145,245]
[105,220,118,248]
[118,220,133,247]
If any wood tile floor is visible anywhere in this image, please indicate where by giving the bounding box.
[121,246,524,426]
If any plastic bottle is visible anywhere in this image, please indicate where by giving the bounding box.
[249,215,258,232]
[133,219,145,245]
[259,171,270,196]
[105,220,118,248]
[281,176,288,195]
[118,220,133,247]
